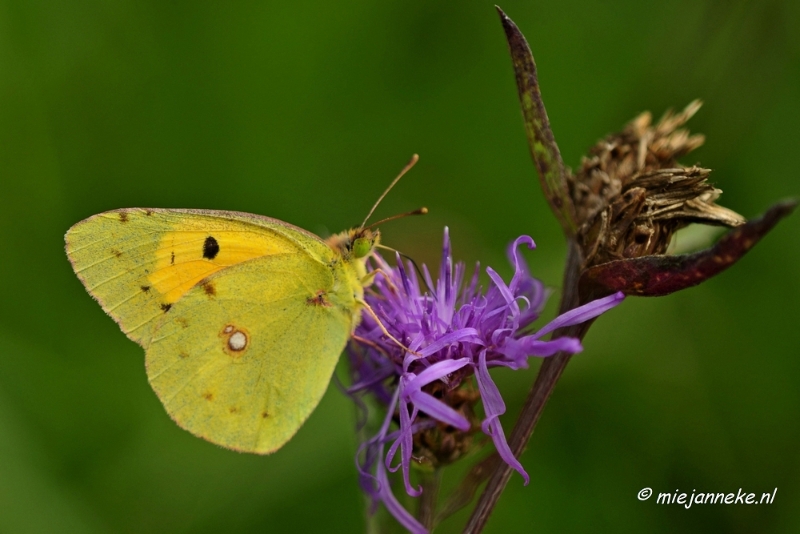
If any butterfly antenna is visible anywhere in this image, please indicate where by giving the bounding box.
[360,154,420,230]
[375,244,435,296]
[365,207,428,230]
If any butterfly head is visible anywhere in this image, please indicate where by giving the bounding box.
[351,228,380,259]
[327,154,423,265]
[327,228,381,261]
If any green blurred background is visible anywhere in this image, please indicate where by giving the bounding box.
[1,0,798,532]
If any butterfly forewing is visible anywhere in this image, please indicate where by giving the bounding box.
[65,208,329,346]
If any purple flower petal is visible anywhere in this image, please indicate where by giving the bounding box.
[407,389,471,430]
[500,336,583,361]
[417,330,482,357]
[507,235,536,293]
[384,393,421,497]
[406,358,471,389]
[474,350,529,484]
[355,386,402,494]
[535,291,625,338]
[376,460,427,534]
[486,267,516,307]
[440,227,452,282]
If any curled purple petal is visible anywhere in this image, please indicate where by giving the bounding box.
[507,235,536,293]
[475,350,529,484]
[385,394,421,497]
[376,460,428,534]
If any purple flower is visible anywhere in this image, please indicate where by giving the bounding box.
[346,229,624,532]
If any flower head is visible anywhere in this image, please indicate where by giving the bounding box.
[346,229,623,532]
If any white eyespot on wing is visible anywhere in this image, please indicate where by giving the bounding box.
[219,324,249,357]
[229,331,247,351]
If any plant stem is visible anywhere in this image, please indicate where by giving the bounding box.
[418,468,442,531]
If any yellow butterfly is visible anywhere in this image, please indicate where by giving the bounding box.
[65,156,422,454]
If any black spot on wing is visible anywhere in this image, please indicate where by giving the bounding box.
[203,236,220,260]
[140,285,151,293]
[160,303,172,312]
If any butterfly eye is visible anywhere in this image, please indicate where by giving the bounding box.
[352,237,373,258]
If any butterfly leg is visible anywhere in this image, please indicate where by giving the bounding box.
[360,268,400,293]
[356,299,420,356]
[350,334,392,358]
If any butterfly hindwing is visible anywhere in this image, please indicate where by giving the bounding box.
[145,252,353,453]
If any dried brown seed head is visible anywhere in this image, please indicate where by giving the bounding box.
[569,101,745,268]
